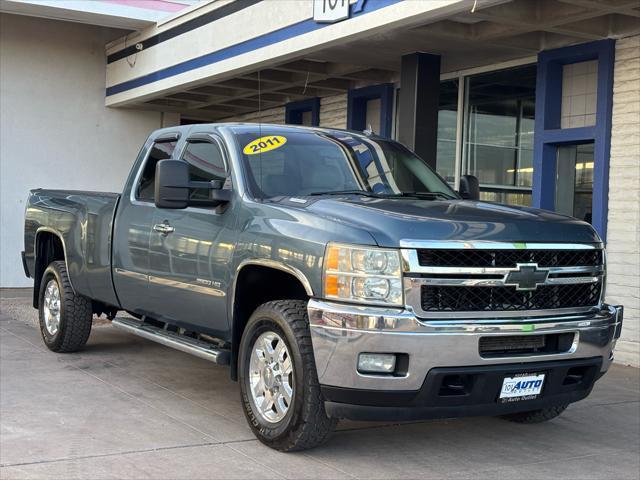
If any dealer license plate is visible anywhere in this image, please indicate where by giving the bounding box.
[499,373,545,403]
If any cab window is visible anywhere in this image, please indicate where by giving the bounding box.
[182,140,228,201]
[136,140,177,201]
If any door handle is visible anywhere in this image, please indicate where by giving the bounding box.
[153,222,175,235]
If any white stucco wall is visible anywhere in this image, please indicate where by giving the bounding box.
[0,14,166,287]
[606,34,640,367]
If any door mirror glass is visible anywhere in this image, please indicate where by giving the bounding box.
[459,175,480,200]
[154,160,190,209]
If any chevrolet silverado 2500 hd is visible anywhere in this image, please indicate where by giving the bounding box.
[23,124,624,451]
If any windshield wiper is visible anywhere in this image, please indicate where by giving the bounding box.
[307,190,382,198]
[383,191,456,200]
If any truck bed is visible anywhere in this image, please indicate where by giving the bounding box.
[24,189,121,308]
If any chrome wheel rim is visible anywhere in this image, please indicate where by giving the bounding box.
[249,331,294,423]
[43,279,61,336]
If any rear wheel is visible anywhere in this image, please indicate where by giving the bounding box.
[238,300,336,451]
[501,404,568,423]
[38,260,93,352]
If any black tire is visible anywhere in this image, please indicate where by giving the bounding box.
[38,260,93,353]
[501,404,568,423]
[238,300,337,451]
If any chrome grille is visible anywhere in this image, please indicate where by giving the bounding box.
[420,282,601,312]
[417,249,602,268]
[402,241,605,319]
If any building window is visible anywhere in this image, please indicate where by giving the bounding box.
[436,79,458,184]
[556,143,594,223]
[533,39,615,239]
[285,98,320,126]
[347,84,394,138]
[462,65,537,206]
[561,60,598,128]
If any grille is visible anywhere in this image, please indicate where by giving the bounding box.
[417,249,602,268]
[420,282,601,312]
[479,333,575,357]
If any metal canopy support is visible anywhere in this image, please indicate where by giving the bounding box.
[398,52,441,169]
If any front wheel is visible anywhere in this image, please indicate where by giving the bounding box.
[238,300,336,451]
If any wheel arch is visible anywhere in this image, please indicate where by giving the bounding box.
[33,228,73,308]
[230,260,314,381]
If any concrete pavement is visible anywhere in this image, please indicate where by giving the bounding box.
[1,290,639,479]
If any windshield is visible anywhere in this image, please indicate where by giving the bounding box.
[234,128,457,200]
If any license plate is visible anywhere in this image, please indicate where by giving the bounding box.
[499,373,545,403]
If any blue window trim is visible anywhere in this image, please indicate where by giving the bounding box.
[347,83,394,138]
[532,39,615,240]
[285,98,320,126]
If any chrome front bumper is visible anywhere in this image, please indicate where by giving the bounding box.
[308,299,623,391]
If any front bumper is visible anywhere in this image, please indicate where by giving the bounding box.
[308,300,623,420]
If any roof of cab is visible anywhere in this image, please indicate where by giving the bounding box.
[148,122,385,142]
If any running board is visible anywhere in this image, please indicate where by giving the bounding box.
[112,317,230,365]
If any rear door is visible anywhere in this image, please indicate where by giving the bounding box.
[112,134,179,316]
[148,134,236,338]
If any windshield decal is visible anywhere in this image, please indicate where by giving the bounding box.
[243,135,287,155]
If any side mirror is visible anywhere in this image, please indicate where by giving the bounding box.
[155,159,190,209]
[459,175,480,201]
[154,160,232,209]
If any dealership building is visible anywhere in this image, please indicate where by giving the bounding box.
[1,0,638,365]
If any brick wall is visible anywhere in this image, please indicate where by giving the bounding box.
[607,34,640,367]
[319,94,348,129]
[220,105,285,124]
[221,94,348,129]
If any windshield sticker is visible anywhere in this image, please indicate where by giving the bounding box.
[243,136,287,155]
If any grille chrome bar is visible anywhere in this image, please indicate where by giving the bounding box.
[415,274,602,287]
[405,263,603,276]
[399,240,603,250]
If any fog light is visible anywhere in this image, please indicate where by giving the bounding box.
[358,353,396,373]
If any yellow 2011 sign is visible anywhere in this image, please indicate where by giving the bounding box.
[243,135,287,155]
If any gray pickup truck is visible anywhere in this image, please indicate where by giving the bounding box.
[23,124,623,451]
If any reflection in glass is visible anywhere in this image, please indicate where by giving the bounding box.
[556,143,594,223]
[479,190,532,206]
[436,80,459,184]
[463,65,537,206]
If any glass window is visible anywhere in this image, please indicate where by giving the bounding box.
[136,140,177,201]
[301,110,313,126]
[556,143,594,223]
[365,98,381,135]
[463,65,537,206]
[234,127,457,200]
[182,141,228,201]
[436,79,459,184]
[561,60,598,129]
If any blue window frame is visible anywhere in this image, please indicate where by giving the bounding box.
[347,83,394,138]
[285,98,320,126]
[532,39,615,239]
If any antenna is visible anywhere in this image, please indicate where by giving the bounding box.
[258,69,263,202]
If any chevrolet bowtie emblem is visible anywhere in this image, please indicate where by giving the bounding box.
[504,263,549,291]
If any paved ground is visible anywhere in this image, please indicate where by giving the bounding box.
[1,289,639,480]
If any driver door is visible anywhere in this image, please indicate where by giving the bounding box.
[147,134,235,338]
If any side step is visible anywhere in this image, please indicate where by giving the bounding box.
[112,317,230,365]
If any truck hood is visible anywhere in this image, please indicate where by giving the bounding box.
[305,197,601,247]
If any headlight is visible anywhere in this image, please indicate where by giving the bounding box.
[323,243,403,306]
